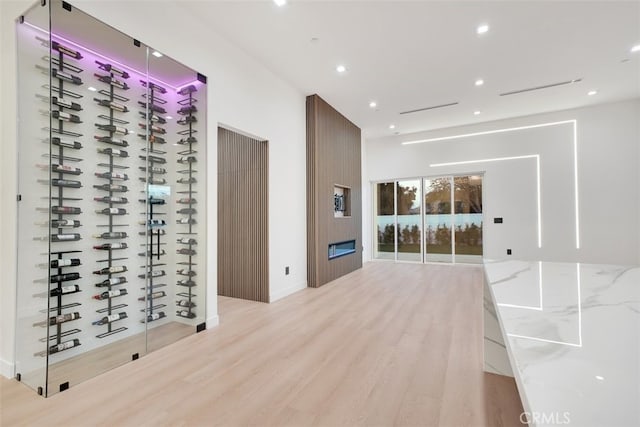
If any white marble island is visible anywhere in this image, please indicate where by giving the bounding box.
[483,260,640,427]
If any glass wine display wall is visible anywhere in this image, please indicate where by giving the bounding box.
[15,0,207,397]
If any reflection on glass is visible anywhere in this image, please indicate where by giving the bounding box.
[374,182,395,260]
[396,180,421,261]
[424,177,453,262]
[453,175,483,263]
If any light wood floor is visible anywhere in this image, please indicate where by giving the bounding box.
[1,262,523,426]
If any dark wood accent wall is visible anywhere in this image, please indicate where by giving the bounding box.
[306,94,362,288]
[217,127,269,302]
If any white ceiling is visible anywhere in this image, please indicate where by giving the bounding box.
[182,1,640,138]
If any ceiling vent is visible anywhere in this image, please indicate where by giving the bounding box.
[399,102,459,115]
[500,79,582,96]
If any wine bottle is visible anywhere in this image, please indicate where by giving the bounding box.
[177,105,197,115]
[176,300,195,308]
[49,338,80,354]
[139,166,166,174]
[94,231,128,239]
[177,218,197,225]
[139,112,166,124]
[138,270,165,279]
[92,312,127,325]
[50,233,81,242]
[177,238,197,245]
[94,136,129,147]
[93,265,127,275]
[94,242,127,250]
[96,207,127,215]
[177,310,196,319]
[93,98,128,112]
[51,137,82,150]
[49,312,80,325]
[138,249,166,257]
[97,148,128,157]
[147,219,166,226]
[177,197,197,204]
[147,229,166,236]
[50,284,79,296]
[94,196,128,204]
[176,269,196,277]
[95,61,129,78]
[93,183,128,192]
[177,116,197,125]
[177,156,197,164]
[51,206,82,214]
[95,74,129,90]
[138,123,166,134]
[50,258,80,268]
[176,208,197,215]
[176,136,197,145]
[52,164,82,175]
[140,177,166,185]
[51,178,82,188]
[51,41,83,59]
[138,291,166,301]
[50,272,80,283]
[139,198,165,205]
[139,155,166,164]
[52,69,82,85]
[177,248,196,256]
[94,171,129,180]
[95,124,130,135]
[177,177,197,184]
[140,80,167,94]
[137,102,166,114]
[51,96,82,111]
[95,276,127,287]
[93,288,127,300]
[176,279,196,287]
[51,219,81,228]
[52,110,82,123]
[145,312,166,322]
[177,85,197,96]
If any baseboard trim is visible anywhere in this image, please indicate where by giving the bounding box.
[1,358,14,379]
[270,281,307,303]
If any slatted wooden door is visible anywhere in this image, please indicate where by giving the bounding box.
[217,127,269,302]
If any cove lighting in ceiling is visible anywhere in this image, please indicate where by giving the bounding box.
[587,90,598,96]
[274,0,287,6]
[475,79,484,86]
[389,124,396,129]
[87,86,97,92]
[477,24,490,34]
[474,111,481,115]
[369,101,377,108]
[336,64,347,73]
[152,51,163,58]
[631,44,640,53]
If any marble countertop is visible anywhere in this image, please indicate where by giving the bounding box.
[484,260,640,427]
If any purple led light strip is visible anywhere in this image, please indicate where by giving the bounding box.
[24,21,201,91]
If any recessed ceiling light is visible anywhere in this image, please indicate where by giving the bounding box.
[336,64,347,73]
[475,79,484,86]
[474,111,481,115]
[166,116,173,120]
[274,0,287,6]
[389,124,396,129]
[87,86,97,92]
[477,24,490,35]
[369,101,377,108]
[595,375,604,381]
[631,44,640,53]
[587,90,598,96]
[152,51,163,58]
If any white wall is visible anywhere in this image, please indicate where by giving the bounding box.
[364,99,640,265]
[0,0,307,378]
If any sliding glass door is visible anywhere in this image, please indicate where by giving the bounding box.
[373,174,483,264]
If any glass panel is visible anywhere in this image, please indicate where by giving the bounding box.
[144,50,207,353]
[424,177,453,263]
[396,179,421,262]
[453,175,483,263]
[374,182,395,260]
[15,0,52,396]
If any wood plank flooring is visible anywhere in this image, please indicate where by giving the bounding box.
[0,262,523,426]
